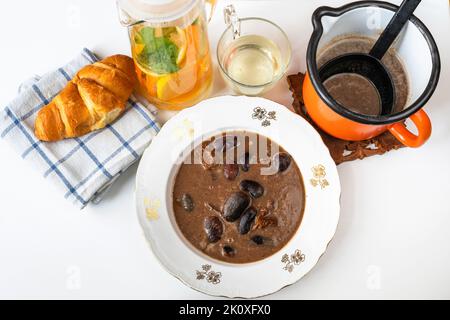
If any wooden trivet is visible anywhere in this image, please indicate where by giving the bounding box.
[287,72,404,165]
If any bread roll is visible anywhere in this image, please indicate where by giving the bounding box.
[34,54,137,142]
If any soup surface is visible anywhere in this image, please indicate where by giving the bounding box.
[173,131,305,263]
[318,35,410,116]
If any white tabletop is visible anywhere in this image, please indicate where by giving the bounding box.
[0,0,449,300]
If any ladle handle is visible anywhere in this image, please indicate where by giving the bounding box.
[369,0,421,59]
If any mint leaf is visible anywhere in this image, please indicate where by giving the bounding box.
[136,27,180,74]
[138,27,154,45]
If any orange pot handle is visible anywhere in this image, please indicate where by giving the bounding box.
[388,109,432,148]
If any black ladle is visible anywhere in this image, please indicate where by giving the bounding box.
[319,0,422,116]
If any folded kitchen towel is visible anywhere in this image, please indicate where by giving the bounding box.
[0,48,160,209]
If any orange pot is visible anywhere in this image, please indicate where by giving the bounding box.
[303,72,432,147]
[304,1,441,148]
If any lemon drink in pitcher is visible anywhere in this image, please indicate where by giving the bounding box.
[117,0,216,110]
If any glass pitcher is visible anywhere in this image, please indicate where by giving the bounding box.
[117,0,216,110]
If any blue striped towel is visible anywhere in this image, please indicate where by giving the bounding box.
[0,48,160,209]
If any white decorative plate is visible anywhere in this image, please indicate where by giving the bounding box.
[136,95,340,298]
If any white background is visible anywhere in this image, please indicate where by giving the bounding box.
[0,0,449,299]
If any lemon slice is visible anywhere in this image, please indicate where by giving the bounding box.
[132,30,146,55]
[154,27,187,65]
[169,27,187,65]
[156,65,197,101]
[134,43,145,56]
[135,59,161,78]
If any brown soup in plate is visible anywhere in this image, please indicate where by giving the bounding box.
[172,131,305,263]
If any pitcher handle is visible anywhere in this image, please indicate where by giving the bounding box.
[388,109,432,148]
[205,0,217,23]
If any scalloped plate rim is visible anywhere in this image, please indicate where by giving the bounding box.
[135,95,341,298]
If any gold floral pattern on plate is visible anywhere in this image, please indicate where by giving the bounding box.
[310,164,329,189]
[144,198,161,221]
[196,264,222,284]
[282,249,306,273]
[252,107,277,127]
